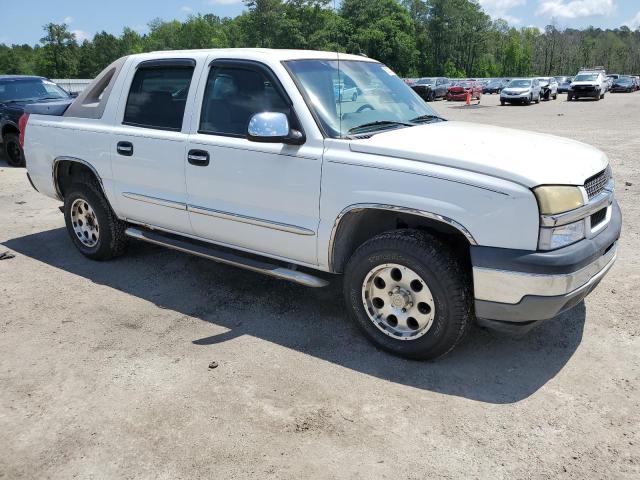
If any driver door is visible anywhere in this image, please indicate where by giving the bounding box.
[185,59,323,266]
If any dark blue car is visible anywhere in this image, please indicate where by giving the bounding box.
[0,76,73,166]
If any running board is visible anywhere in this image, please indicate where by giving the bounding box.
[124,227,329,288]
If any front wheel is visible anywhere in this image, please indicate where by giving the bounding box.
[63,176,128,260]
[3,133,25,167]
[343,230,472,360]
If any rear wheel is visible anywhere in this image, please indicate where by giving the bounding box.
[343,230,472,360]
[3,133,25,167]
[63,175,127,260]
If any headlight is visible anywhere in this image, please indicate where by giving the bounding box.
[538,220,585,250]
[533,186,584,215]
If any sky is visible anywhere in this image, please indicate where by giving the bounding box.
[0,0,639,46]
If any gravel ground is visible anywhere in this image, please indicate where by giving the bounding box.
[1,92,638,479]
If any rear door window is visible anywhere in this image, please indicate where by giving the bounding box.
[123,64,195,131]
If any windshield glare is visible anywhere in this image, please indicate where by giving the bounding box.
[508,80,531,88]
[574,74,598,82]
[0,78,69,102]
[286,59,438,138]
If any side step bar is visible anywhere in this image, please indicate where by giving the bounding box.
[124,227,329,288]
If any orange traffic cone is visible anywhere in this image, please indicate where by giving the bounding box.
[465,91,471,106]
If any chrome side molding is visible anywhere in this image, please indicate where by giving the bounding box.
[188,204,315,236]
[125,227,329,288]
[122,192,187,210]
[122,193,315,236]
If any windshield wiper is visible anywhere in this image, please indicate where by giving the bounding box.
[348,120,413,134]
[409,114,445,124]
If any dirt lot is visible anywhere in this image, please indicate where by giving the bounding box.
[1,92,639,479]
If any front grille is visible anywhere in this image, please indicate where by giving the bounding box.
[590,207,607,229]
[584,169,609,199]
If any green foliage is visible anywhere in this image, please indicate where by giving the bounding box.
[0,1,639,78]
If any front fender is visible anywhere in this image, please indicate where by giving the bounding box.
[319,147,540,269]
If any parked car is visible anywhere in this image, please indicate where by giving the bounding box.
[610,76,635,93]
[500,78,542,105]
[633,76,640,91]
[410,77,450,102]
[568,69,608,101]
[21,49,621,360]
[0,75,73,167]
[555,76,573,93]
[483,78,508,94]
[446,80,482,101]
[537,77,559,100]
[334,78,361,102]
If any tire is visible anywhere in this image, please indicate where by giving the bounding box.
[600,92,605,99]
[500,100,506,106]
[63,174,127,260]
[3,133,25,167]
[553,93,558,100]
[567,94,573,101]
[343,229,472,360]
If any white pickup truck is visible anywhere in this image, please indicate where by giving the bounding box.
[22,49,621,359]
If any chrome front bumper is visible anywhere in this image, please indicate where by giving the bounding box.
[472,201,621,325]
[473,243,616,305]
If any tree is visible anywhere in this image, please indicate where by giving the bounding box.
[37,23,78,78]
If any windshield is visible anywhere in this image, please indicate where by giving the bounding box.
[286,59,440,138]
[0,78,69,102]
[417,78,435,85]
[574,74,598,82]
[508,80,531,88]
[616,77,632,84]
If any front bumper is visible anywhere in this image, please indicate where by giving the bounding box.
[570,87,599,97]
[472,201,621,328]
[501,92,530,102]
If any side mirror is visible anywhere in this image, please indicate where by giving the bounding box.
[247,112,304,145]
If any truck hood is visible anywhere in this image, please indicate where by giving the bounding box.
[571,81,599,87]
[349,121,608,187]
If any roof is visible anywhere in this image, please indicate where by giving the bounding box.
[0,75,46,81]
[136,48,377,63]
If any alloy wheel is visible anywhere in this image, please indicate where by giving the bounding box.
[362,263,436,341]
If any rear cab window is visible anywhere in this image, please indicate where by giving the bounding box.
[123,60,195,131]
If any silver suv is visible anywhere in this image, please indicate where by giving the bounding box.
[500,78,542,106]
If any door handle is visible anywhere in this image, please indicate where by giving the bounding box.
[117,141,134,156]
[188,149,210,167]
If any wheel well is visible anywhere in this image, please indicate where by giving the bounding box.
[2,124,19,138]
[54,160,101,199]
[331,209,472,273]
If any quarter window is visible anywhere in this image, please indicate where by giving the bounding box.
[199,66,294,137]
[123,65,194,131]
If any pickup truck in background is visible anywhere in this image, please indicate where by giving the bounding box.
[568,68,608,101]
[0,75,73,166]
[22,49,621,360]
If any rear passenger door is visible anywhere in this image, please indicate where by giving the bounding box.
[110,58,200,234]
